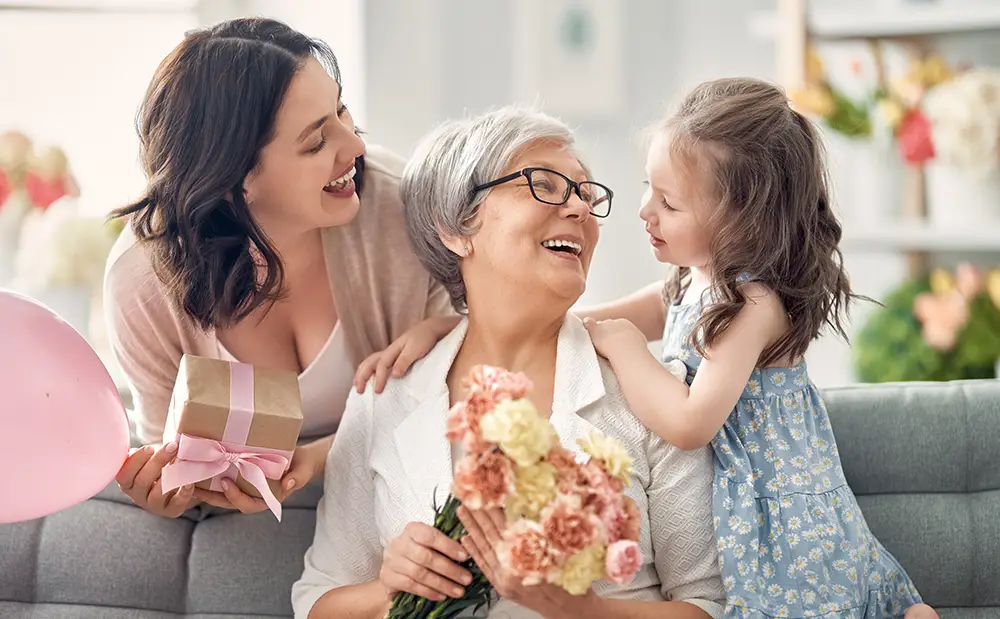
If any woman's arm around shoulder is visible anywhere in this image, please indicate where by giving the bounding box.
[103,239,183,444]
[352,278,459,394]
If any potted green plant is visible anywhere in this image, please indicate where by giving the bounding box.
[854,263,1000,382]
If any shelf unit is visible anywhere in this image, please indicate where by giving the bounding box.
[751,3,1000,41]
[842,222,1000,252]
[755,0,1000,276]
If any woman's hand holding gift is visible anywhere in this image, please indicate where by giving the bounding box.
[192,439,325,514]
[116,442,197,518]
[120,434,325,517]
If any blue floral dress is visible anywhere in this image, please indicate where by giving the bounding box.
[661,283,923,619]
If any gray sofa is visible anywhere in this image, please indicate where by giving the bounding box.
[2,379,998,618]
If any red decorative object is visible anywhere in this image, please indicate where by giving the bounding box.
[24,172,69,210]
[898,109,935,165]
[0,168,10,208]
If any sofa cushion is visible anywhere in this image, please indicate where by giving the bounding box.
[1,379,998,617]
[1,481,322,617]
[824,380,1000,613]
[0,603,286,618]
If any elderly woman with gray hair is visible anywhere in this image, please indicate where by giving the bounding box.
[291,107,725,619]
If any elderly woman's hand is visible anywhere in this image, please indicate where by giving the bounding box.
[458,506,586,619]
[379,521,474,603]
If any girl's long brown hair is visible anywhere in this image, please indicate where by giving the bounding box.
[660,77,863,366]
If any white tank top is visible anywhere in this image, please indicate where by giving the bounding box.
[218,322,355,440]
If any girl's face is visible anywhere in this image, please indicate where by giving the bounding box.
[638,131,715,269]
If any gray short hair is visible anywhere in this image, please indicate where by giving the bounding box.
[401,106,581,312]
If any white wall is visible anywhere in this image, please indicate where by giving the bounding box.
[360,0,871,386]
[10,0,987,386]
[0,8,196,216]
[361,0,1000,387]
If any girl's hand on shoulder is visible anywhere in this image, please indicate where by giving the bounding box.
[582,317,648,362]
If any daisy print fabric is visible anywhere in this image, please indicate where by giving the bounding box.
[660,282,923,619]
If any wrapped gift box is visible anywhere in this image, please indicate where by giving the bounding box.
[161,354,303,519]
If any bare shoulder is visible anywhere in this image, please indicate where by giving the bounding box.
[736,281,793,356]
[738,281,786,322]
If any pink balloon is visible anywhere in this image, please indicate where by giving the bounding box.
[0,290,130,524]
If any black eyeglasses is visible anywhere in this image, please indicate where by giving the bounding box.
[472,167,613,218]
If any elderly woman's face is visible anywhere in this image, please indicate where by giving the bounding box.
[467,140,600,304]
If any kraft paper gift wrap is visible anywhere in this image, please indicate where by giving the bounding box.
[160,354,303,520]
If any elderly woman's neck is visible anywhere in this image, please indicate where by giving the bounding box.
[457,305,564,380]
[462,309,565,371]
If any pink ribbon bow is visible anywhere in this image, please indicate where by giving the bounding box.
[161,434,290,521]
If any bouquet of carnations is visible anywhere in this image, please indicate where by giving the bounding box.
[385,365,643,619]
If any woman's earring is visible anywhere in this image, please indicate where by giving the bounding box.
[463,244,472,257]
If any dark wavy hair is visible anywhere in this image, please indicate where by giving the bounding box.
[659,77,863,366]
[111,17,363,330]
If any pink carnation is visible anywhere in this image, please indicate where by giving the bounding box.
[598,497,627,542]
[582,460,615,494]
[467,365,533,402]
[449,366,536,455]
[541,496,602,555]
[558,461,637,543]
[498,520,559,585]
[572,461,618,515]
[546,446,581,480]
[619,497,642,543]
[598,494,642,543]
[464,391,494,424]
[445,402,468,443]
[446,393,495,454]
[605,540,642,585]
[452,449,514,509]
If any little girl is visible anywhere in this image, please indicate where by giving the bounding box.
[353,77,936,619]
[581,77,934,619]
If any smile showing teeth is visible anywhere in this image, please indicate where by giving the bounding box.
[541,239,582,256]
[324,166,356,189]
